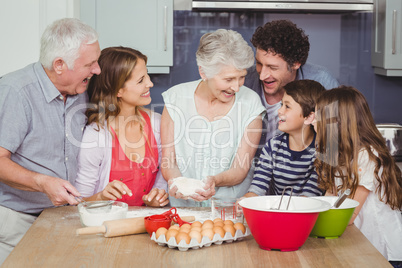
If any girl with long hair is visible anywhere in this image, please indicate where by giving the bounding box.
[314,86,402,263]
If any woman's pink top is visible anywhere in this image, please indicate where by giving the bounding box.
[109,111,158,206]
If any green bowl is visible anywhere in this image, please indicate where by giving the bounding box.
[309,196,359,239]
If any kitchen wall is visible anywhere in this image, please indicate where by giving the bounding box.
[1,1,401,124]
[148,9,402,124]
[0,0,79,76]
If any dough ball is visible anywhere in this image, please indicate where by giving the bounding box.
[170,177,206,197]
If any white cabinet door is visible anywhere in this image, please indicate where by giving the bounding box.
[0,0,77,76]
[372,0,402,76]
[80,0,173,74]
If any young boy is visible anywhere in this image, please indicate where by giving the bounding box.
[244,79,325,197]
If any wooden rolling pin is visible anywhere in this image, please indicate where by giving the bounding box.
[76,215,195,237]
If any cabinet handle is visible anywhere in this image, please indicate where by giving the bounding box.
[392,10,397,54]
[164,5,168,51]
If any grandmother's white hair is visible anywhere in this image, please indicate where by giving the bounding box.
[40,18,98,70]
[196,29,254,78]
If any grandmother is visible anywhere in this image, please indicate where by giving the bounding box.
[161,29,266,207]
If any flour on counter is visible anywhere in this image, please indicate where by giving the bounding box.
[170,177,206,196]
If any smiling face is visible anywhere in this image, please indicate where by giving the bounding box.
[117,59,153,108]
[277,92,305,135]
[203,65,247,103]
[255,49,300,104]
[58,41,101,97]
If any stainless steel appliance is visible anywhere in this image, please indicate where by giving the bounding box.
[376,123,402,170]
[192,0,373,12]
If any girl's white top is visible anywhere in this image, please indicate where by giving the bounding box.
[336,148,402,261]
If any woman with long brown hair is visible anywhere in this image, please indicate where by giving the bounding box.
[74,46,168,207]
[314,86,402,263]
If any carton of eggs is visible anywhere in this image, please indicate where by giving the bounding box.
[150,218,250,251]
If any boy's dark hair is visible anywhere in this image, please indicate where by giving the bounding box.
[284,79,325,117]
[251,20,310,67]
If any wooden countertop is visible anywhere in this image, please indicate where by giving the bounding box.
[2,206,391,268]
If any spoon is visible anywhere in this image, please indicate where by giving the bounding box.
[75,196,114,210]
[270,186,293,210]
[333,189,351,208]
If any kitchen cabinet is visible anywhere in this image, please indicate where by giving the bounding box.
[371,0,402,76]
[80,0,173,74]
[0,0,78,76]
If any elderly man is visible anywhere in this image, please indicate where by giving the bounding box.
[0,18,101,264]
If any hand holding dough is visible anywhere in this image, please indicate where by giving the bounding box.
[192,176,216,201]
[170,177,206,198]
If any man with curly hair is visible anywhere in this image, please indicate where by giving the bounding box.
[244,19,339,157]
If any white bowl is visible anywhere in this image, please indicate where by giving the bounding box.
[78,201,128,227]
[239,196,332,213]
[310,196,360,209]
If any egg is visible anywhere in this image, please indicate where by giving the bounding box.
[201,220,214,229]
[223,224,236,237]
[213,218,223,223]
[190,226,202,233]
[233,222,246,235]
[179,224,191,233]
[179,227,191,233]
[165,229,179,242]
[169,224,180,231]
[213,221,224,228]
[155,227,168,239]
[175,232,191,245]
[191,221,202,228]
[212,226,225,239]
[189,230,202,243]
[201,228,214,240]
[223,220,234,225]
[180,223,191,229]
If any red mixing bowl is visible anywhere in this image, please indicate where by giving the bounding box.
[144,207,193,236]
[239,196,331,251]
[144,214,172,236]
